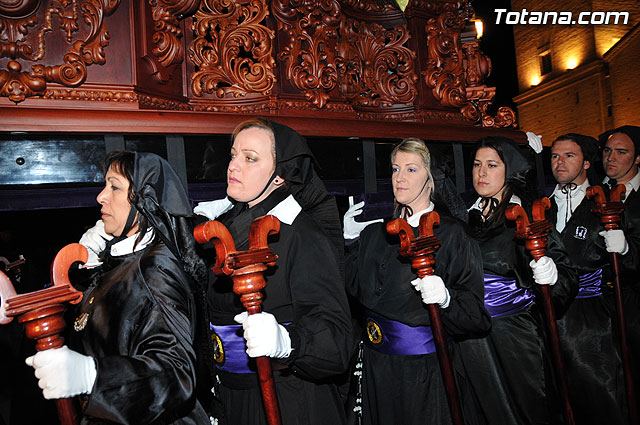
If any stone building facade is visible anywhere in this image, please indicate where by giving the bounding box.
[511,0,640,143]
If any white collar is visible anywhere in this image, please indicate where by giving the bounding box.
[266,195,302,225]
[407,203,435,227]
[551,178,590,200]
[631,171,640,192]
[110,230,155,257]
[468,194,521,212]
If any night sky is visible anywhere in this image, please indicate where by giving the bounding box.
[474,0,520,111]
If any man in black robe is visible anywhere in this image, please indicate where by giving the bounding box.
[599,125,640,412]
[548,133,626,424]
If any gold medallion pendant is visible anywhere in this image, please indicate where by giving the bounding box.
[74,312,89,331]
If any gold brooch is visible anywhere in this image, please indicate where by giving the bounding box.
[74,312,89,331]
[366,320,383,344]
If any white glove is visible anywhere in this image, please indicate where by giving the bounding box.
[343,196,383,240]
[599,230,629,255]
[411,275,451,308]
[193,197,233,221]
[529,256,558,286]
[25,346,96,399]
[79,220,113,267]
[234,311,292,359]
[526,131,543,154]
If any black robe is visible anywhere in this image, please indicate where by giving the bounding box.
[207,189,352,425]
[459,206,578,425]
[550,192,628,425]
[609,185,640,413]
[69,239,209,425]
[346,212,490,425]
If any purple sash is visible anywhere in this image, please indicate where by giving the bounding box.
[363,310,440,355]
[576,269,603,299]
[484,274,535,318]
[210,321,292,374]
[210,323,254,374]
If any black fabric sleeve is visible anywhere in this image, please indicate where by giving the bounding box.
[84,258,199,424]
[437,220,492,338]
[279,226,352,381]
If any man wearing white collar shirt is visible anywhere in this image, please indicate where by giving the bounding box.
[599,125,640,412]
[549,133,626,425]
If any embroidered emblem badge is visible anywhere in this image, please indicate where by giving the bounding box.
[366,320,383,345]
[74,312,89,331]
[212,333,225,365]
[574,225,588,240]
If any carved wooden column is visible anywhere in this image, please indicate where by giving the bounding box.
[133,0,200,102]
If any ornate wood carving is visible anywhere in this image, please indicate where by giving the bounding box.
[406,0,466,14]
[424,12,466,110]
[424,11,516,127]
[0,0,121,103]
[143,0,199,84]
[340,0,397,13]
[189,0,276,98]
[272,0,342,109]
[480,104,517,128]
[0,0,41,18]
[0,0,521,132]
[337,18,417,109]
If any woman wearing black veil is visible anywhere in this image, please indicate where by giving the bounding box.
[459,136,577,425]
[203,118,352,425]
[26,151,210,424]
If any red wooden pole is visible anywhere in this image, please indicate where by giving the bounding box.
[1,243,86,425]
[387,212,464,425]
[506,199,575,425]
[194,216,282,425]
[586,185,638,425]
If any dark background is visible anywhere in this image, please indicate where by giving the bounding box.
[474,0,519,111]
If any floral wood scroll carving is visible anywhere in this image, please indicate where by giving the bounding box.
[424,12,467,110]
[189,0,276,98]
[340,0,397,13]
[424,11,515,127]
[337,18,417,109]
[481,104,517,128]
[272,0,342,109]
[144,0,199,84]
[406,0,465,14]
[0,0,121,103]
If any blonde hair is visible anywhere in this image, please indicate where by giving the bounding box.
[390,137,435,197]
[231,118,276,159]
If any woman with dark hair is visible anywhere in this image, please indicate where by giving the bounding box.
[345,138,490,425]
[459,136,577,425]
[26,151,210,424]
[203,119,352,425]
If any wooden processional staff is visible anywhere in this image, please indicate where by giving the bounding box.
[505,198,575,425]
[386,211,464,425]
[586,184,638,425]
[0,243,87,425]
[194,215,282,425]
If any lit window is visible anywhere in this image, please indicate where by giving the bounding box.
[540,52,552,75]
